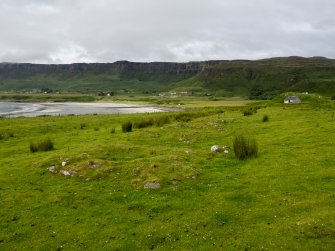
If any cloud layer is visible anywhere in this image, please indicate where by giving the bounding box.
[0,0,334,63]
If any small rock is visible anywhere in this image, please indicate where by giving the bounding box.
[91,164,101,169]
[224,149,229,154]
[211,145,221,152]
[60,170,77,177]
[144,182,161,189]
[60,170,71,176]
[61,161,67,167]
[11,216,18,221]
[171,179,179,185]
[49,166,58,173]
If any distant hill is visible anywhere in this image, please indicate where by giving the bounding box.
[1,56,335,98]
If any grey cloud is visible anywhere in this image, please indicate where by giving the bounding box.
[0,0,334,63]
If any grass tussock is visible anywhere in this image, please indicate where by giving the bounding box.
[30,138,54,153]
[122,121,133,132]
[262,114,269,122]
[133,118,153,129]
[233,135,258,160]
[242,106,260,116]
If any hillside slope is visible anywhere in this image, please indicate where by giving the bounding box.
[1,56,335,97]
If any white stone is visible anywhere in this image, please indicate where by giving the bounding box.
[211,145,221,152]
[144,182,161,189]
[49,166,57,173]
[61,161,67,167]
[60,170,71,176]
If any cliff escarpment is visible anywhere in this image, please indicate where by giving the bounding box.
[1,57,335,97]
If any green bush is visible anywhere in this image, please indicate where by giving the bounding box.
[122,121,132,132]
[30,138,54,153]
[233,135,258,160]
[262,115,269,122]
[110,128,116,134]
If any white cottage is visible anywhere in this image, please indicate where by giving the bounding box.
[284,96,301,104]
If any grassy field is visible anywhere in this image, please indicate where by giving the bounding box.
[0,97,334,250]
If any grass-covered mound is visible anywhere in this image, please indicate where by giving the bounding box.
[0,100,334,250]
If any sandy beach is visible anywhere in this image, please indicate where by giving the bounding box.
[0,102,167,117]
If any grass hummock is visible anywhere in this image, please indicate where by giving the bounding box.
[233,134,258,160]
[29,138,54,152]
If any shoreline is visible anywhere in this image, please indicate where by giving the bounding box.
[0,102,179,118]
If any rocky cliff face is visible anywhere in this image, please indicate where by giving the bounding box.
[0,61,213,76]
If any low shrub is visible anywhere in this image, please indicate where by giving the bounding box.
[122,121,132,132]
[243,110,253,116]
[80,123,86,129]
[30,138,54,153]
[233,135,258,160]
[133,118,153,129]
[262,115,269,122]
[153,116,170,127]
[242,106,260,116]
[110,128,116,134]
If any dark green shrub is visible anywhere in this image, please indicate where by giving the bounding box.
[80,123,86,129]
[262,115,269,122]
[30,138,54,153]
[122,121,132,132]
[233,135,258,160]
[110,128,116,134]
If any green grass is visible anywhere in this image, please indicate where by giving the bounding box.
[0,100,334,250]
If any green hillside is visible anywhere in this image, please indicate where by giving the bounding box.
[1,57,335,97]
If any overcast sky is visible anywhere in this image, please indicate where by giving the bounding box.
[0,0,334,63]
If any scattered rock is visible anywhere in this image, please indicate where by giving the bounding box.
[60,170,77,177]
[211,145,230,153]
[171,179,179,185]
[11,216,18,222]
[211,145,222,152]
[61,161,67,167]
[60,170,71,176]
[88,161,102,169]
[48,166,58,173]
[144,182,161,189]
[91,164,101,169]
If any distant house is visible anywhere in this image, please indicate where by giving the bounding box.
[284,96,301,103]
